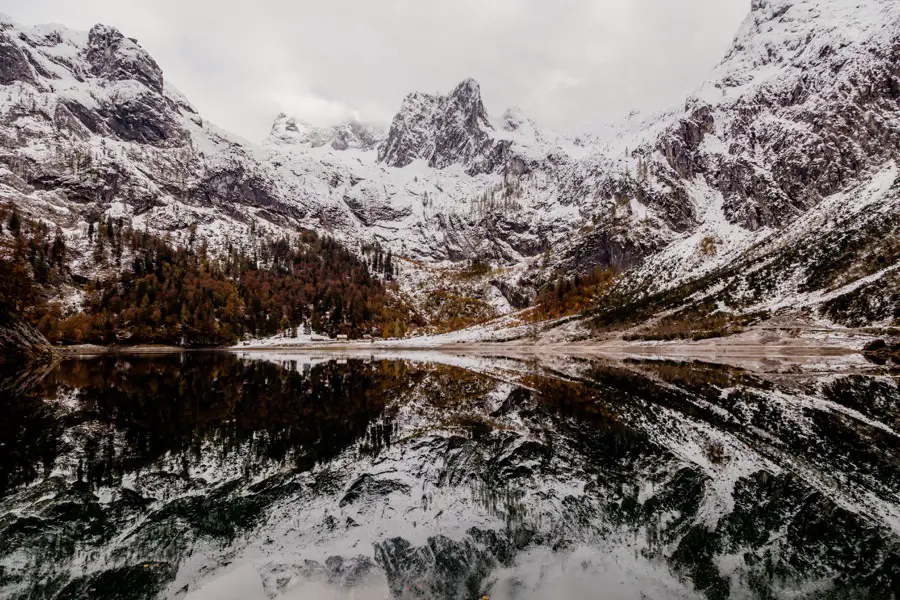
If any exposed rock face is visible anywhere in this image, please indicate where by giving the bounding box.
[101,86,188,145]
[377,78,510,175]
[0,31,36,86]
[557,226,655,275]
[658,103,715,181]
[0,320,57,365]
[342,183,413,226]
[195,166,281,211]
[84,25,189,146]
[85,24,163,93]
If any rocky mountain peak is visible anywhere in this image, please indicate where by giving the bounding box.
[452,76,481,96]
[377,77,507,174]
[718,0,898,81]
[446,77,491,129]
[86,23,164,94]
[0,17,187,150]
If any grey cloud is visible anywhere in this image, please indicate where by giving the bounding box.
[2,0,749,141]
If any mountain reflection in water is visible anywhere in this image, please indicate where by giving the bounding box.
[0,352,898,600]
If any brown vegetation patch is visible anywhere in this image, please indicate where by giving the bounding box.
[699,235,719,257]
[525,267,617,323]
[423,289,496,334]
[625,305,765,341]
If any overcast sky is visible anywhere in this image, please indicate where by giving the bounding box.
[2,1,749,142]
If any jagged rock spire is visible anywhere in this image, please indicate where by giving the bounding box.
[377,78,506,174]
[86,24,164,94]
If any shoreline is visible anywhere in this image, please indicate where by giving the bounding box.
[228,340,861,356]
[227,341,885,374]
[49,329,898,373]
[55,338,869,358]
[57,344,190,356]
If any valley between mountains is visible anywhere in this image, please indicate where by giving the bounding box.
[1,0,899,359]
[3,4,900,600]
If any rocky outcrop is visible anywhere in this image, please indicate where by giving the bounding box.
[0,320,57,365]
[377,78,510,175]
[101,87,188,145]
[195,165,282,212]
[557,225,657,275]
[85,24,164,94]
[30,167,127,205]
[342,184,413,226]
[0,31,36,86]
[658,103,715,180]
[84,25,189,146]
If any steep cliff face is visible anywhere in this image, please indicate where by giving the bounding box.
[651,0,900,231]
[0,15,290,261]
[2,0,900,326]
[377,78,510,175]
[85,24,164,95]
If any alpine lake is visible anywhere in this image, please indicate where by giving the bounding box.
[1,349,898,599]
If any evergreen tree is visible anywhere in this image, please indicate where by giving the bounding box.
[8,209,20,236]
[93,231,106,264]
[51,227,66,267]
[384,249,393,279]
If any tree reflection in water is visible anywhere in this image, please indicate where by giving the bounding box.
[0,353,898,600]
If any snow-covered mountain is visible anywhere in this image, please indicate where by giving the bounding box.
[1,0,899,327]
[377,78,508,173]
[586,0,900,329]
[0,17,293,262]
[268,114,384,152]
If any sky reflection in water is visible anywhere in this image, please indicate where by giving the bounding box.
[0,352,898,600]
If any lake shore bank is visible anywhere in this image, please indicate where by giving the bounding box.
[57,344,188,356]
[48,327,899,373]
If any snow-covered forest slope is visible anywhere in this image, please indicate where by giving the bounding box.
[1,0,898,336]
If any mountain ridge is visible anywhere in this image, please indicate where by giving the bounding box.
[1,1,899,338]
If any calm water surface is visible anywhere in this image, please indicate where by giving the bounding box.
[0,352,898,599]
